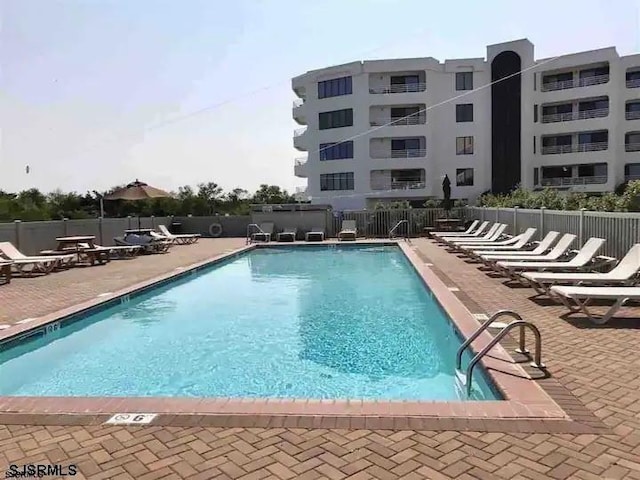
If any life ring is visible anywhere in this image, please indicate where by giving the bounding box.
[208,223,223,237]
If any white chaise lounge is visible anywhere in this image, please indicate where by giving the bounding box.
[550,285,640,324]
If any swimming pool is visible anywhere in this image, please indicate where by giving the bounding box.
[0,245,500,401]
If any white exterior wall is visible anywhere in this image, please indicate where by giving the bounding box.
[292,40,640,210]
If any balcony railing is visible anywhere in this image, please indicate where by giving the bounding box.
[292,99,304,108]
[369,83,426,94]
[372,180,426,191]
[370,115,426,126]
[293,127,307,137]
[541,74,610,92]
[625,174,640,182]
[541,108,609,123]
[626,78,640,88]
[541,141,608,155]
[626,110,640,120]
[390,148,426,158]
[540,176,608,187]
[626,143,640,152]
[294,157,307,166]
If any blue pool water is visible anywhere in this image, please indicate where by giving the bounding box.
[0,245,499,400]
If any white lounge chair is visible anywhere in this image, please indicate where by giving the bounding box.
[0,241,73,275]
[521,244,640,296]
[305,227,325,242]
[158,225,201,245]
[79,242,142,259]
[474,231,560,259]
[431,220,479,237]
[1,259,13,284]
[482,233,576,272]
[277,228,297,242]
[464,228,537,257]
[495,237,606,281]
[445,224,508,247]
[436,221,491,242]
[252,222,274,242]
[338,220,357,241]
[550,285,640,324]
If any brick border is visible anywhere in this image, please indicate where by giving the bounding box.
[0,239,597,433]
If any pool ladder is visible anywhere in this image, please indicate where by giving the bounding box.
[455,310,545,396]
[389,220,410,242]
[246,223,265,245]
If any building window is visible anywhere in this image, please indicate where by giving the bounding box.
[455,72,473,91]
[456,104,473,122]
[456,168,474,186]
[320,172,354,191]
[456,136,473,155]
[533,136,536,154]
[534,104,538,123]
[319,109,353,130]
[318,76,352,99]
[625,163,640,179]
[534,167,539,185]
[319,141,354,160]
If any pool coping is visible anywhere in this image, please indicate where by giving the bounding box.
[0,240,601,433]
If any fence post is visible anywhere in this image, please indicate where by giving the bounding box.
[481,207,486,222]
[513,206,519,234]
[62,217,68,236]
[98,217,104,246]
[127,215,132,229]
[540,207,546,239]
[579,208,586,246]
[151,215,155,228]
[496,208,500,223]
[14,220,21,250]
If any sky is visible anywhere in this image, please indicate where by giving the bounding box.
[1,0,639,196]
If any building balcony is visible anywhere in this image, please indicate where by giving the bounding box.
[389,148,427,158]
[541,142,608,155]
[293,127,307,151]
[370,115,426,127]
[369,83,427,94]
[294,157,308,178]
[626,143,640,152]
[541,107,609,123]
[626,111,640,121]
[292,99,306,125]
[371,180,426,191]
[627,78,640,89]
[541,74,610,92]
[540,175,608,187]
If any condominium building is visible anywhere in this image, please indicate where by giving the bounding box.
[291,39,640,211]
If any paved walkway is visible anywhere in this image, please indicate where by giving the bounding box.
[2,238,640,479]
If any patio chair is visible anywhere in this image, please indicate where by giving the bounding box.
[252,223,274,242]
[277,228,297,242]
[463,228,537,257]
[338,220,357,241]
[1,259,13,284]
[431,220,479,237]
[305,227,325,242]
[0,241,72,276]
[149,230,176,244]
[520,243,640,297]
[474,231,560,260]
[158,224,201,245]
[434,221,490,242]
[494,237,606,281]
[79,242,142,259]
[114,235,171,254]
[481,233,575,271]
[549,285,640,324]
[445,224,507,248]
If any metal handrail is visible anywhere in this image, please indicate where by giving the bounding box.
[463,320,545,396]
[541,107,609,123]
[246,223,264,245]
[541,73,609,92]
[389,219,409,240]
[369,83,427,94]
[455,310,523,371]
[541,141,608,155]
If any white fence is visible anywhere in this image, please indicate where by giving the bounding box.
[466,207,640,259]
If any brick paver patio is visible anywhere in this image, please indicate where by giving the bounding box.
[1,238,640,479]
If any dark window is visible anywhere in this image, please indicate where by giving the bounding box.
[390,106,421,122]
[626,102,640,112]
[579,99,608,111]
[578,163,607,177]
[534,104,538,123]
[542,135,572,147]
[578,131,608,145]
[391,138,421,151]
[456,136,473,155]
[625,163,640,176]
[533,136,536,154]
[627,70,640,85]
[626,132,640,149]
[534,167,539,185]
[542,104,572,116]
[319,109,353,130]
[533,73,537,91]
[542,72,573,85]
[455,72,473,91]
[320,172,354,191]
[579,67,609,79]
[319,141,354,160]
[456,168,474,186]
[543,166,572,179]
[456,104,473,122]
[318,76,352,99]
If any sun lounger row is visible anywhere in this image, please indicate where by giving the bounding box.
[434,221,640,323]
[249,220,358,243]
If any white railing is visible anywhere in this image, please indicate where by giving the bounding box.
[370,115,426,126]
[540,176,608,187]
[541,73,609,92]
[294,157,307,166]
[626,143,640,152]
[369,83,426,94]
[390,148,427,158]
[626,78,640,88]
[625,110,640,120]
[541,108,609,123]
[292,99,304,108]
[541,141,608,155]
[293,127,307,137]
[371,181,426,191]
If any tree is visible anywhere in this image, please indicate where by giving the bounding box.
[251,184,295,204]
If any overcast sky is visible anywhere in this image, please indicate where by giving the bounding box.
[2,0,639,195]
